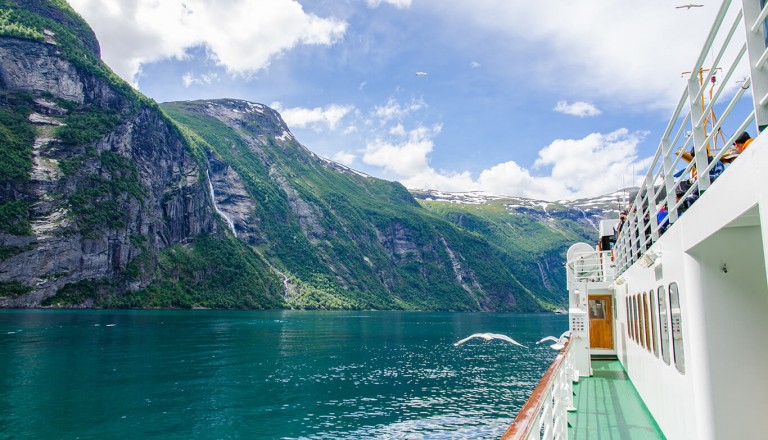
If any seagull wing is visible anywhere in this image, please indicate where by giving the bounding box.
[537,336,558,345]
[487,333,527,348]
[453,333,483,346]
[559,331,572,339]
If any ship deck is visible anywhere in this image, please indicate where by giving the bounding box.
[569,360,666,440]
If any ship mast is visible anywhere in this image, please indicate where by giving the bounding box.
[682,67,727,154]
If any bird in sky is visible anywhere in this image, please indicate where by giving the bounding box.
[453,333,527,348]
[415,71,428,77]
[676,4,704,9]
[536,331,571,350]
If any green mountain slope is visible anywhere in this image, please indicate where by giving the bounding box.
[160,100,554,311]
[411,191,606,306]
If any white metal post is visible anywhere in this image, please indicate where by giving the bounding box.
[742,0,768,132]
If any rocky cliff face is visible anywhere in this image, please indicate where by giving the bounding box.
[0,4,224,306]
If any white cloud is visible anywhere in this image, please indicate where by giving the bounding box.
[332,151,356,166]
[68,0,347,86]
[470,61,481,69]
[372,98,426,122]
[182,71,219,88]
[554,100,601,117]
[271,102,354,131]
[423,0,733,109]
[362,124,442,176]
[365,0,412,9]
[360,123,648,200]
[389,124,407,136]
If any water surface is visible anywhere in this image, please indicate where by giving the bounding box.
[0,310,566,439]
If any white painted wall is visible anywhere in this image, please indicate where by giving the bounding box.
[687,223,768,440]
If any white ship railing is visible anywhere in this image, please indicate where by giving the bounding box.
[613,0,768,275]
[566,250,614,284]
[501,340,577,440]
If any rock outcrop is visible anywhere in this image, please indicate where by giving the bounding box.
[0,4,222,305]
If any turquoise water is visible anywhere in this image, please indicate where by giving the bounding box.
[0,310,566,439]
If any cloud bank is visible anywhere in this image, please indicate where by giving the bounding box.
[283,97,649,201]
[68,0,347,86]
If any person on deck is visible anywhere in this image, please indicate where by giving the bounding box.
[657,204,669,234]
[734,131,753,153]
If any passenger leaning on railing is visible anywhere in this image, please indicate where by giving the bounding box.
[722,132,752,164]
[734,131,753,154]
[676,146,724,182]
[657,204,669,234]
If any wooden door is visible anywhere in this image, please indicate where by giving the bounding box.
[589,295,614,349]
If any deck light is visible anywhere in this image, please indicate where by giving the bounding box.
[638,251,661,268]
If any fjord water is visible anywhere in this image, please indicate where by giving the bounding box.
[0,310,566,439]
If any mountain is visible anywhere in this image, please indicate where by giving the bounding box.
[0,0,282,308]
[409,190,627,305]
[0,0,618,311]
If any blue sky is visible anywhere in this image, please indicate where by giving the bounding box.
[66,0,738,201]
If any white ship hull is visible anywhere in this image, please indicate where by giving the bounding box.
[615,132,768,440]
[505,2,768,438]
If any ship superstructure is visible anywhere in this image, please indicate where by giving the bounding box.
[504,1,768,439]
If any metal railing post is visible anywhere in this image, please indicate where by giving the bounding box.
[742,0,768,132]
[662,138,679,224]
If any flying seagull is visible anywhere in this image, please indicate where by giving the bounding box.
[415,71,428,77]
[676,4,704,9]
[536,331,571,350]
[453,333,527,348]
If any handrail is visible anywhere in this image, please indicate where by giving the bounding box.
[501,339,576,440]
[567,250,614,283]
[613,0,768,276]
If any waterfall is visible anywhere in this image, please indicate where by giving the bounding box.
[206,171,237,236]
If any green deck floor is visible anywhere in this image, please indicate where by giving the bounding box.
[568,360,666,440]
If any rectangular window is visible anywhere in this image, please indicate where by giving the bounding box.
[650,289,659,358]
[635,295,641,344]
[626,297,631,340]
[629,296,637,342]
[589,299,606,319]
[637,293,648,348]
[643,293,651,352]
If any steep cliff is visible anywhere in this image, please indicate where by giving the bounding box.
[0,0,282,308]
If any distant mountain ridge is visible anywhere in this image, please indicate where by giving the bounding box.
[410,189,631,216]
[0,0,620,311]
